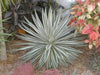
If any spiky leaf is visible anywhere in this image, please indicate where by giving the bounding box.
[16,8,85,69]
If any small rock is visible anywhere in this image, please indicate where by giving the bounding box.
[41,69,60,75]
[55,0,76,8]
[13,63,34,75]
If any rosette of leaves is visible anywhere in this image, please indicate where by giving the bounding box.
[16,8,85,69]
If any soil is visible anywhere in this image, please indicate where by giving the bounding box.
[0,40,99,75]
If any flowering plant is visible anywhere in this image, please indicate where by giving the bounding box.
[70,0,100,49]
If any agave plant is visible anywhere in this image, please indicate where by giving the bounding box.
[16,8,85,69]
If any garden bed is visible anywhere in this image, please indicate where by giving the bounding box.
[0,40,98,75]
[1,0,100,75]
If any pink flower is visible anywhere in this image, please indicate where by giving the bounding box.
[82,24,93,34]
[87,3,96,13]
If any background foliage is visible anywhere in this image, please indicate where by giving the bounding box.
[70,0,100,50]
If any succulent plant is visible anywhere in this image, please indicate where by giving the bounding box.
[16,8,85,69]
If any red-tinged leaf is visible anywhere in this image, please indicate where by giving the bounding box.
[82,24,93,34]
[76,0,83,3]
[97,46,100,52]
[72,5,79,9]
[84,40,89,43]
[70,9,77,15]
[93,26,99,32]
[81,7,85,13]
[96,39,100,48]
[70,11,76,15]
[85,0,90,4]
[87,3,95,13]
[75,12,82,16]
[96,39,100,51]
[68,18,76,25]
[97,1,100,9]
[89,31,99,41]
[77,19,85,26]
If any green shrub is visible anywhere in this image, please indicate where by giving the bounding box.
[1,0,21,11]
[0,18,11,43]
[0,26,9,55]
[16,8,85,69]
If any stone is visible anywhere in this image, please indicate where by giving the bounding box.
[41,69,60,75]
[55,0,76,8]
[13,63,34,75]
[55,0,85,8]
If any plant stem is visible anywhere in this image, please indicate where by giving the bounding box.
[0,1,7,60]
